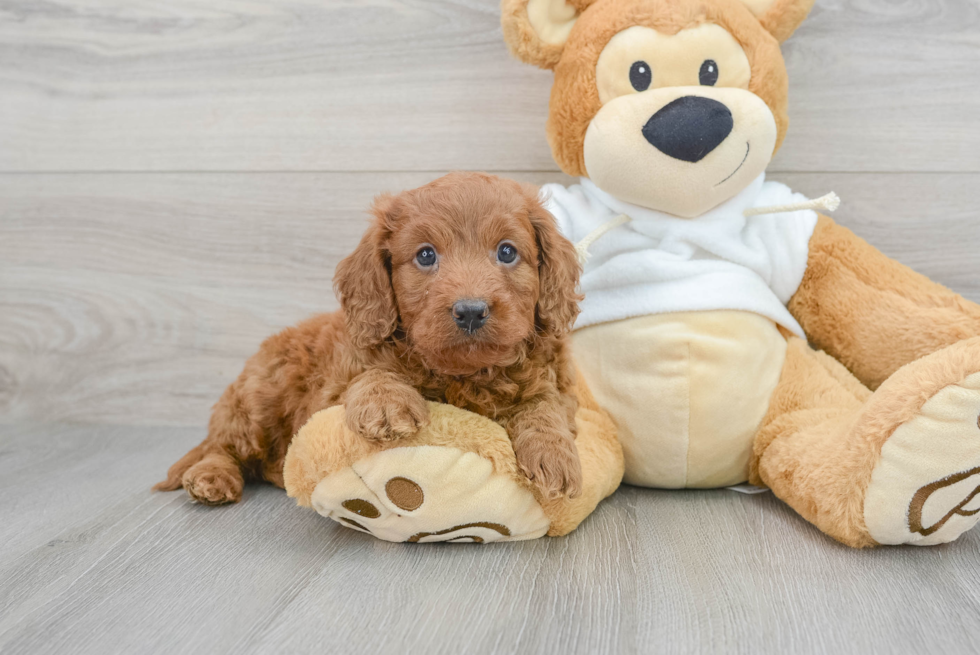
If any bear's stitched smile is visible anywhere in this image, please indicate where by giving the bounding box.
[715,141,751,187]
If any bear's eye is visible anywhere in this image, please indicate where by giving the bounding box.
[629,61,652,92]
[496,241,519,265]
[416,245,437,268]
[699,59,719,86]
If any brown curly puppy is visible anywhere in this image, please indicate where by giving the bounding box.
[154,172,584,505]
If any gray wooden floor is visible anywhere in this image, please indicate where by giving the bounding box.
[1,1,979,653]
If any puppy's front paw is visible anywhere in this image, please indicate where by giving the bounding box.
[345,388,429,442]
[513,431,583,500]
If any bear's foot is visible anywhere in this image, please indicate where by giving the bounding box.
[864,339,980,546]
[285,394,624,543]
[309,445,550,543]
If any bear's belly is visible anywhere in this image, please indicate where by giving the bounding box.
[573,310,787,488]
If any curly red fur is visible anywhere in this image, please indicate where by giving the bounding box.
[155,172,584,504]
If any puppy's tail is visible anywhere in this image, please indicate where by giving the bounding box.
[152,444,206,492]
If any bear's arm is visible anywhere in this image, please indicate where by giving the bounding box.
[787,214,980,390]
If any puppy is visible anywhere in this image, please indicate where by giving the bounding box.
[155,172,584,505]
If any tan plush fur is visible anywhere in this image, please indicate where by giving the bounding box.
[155,172,587,505]
[753,336,980,548]
[751,221,980,547]
[750,338,876,547]
[502,0,793,176]
[756,0,814,42]
[502,0,602,70]
[503,0,980,547]
[284,367,625,537]
[789,215,980,391]
[284,403,529,509]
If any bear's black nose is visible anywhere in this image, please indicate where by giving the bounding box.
[452,300,489,334]
[642,96,733,163]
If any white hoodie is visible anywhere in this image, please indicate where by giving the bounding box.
[541,173,819,337]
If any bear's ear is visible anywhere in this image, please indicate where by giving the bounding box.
[737,0,815,42]
[501,0,596,69]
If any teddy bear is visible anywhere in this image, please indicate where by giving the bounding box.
[284,369,623,542]
[500,0,980,547]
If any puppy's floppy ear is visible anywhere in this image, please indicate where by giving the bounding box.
[333,194,399,349]
[737,0,815,42]
[501,0,597,70]
[527,188,581,338]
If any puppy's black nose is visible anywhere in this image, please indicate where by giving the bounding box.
[642,96,733,163]
[452,300,489,333]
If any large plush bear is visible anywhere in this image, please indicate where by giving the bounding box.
[501,0,980,546]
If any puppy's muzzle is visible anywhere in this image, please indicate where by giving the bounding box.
[452,300,489,334]
[642,96,733,163]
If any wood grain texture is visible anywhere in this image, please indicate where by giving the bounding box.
[1,0,978,173]
[2,171,978,426]
[0,425,978,655]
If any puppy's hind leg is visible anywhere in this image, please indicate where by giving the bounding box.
[153,443,206,492]
[154,382,265,505]
[180,449,245,506]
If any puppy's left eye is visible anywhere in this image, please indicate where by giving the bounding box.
[496,242,518,265]
[416,246,437,268]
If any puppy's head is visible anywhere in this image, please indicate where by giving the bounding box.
[334,172,580,376]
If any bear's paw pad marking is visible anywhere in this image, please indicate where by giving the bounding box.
[385,477,424,511]
[340,517,371,532]
[308,446,550,543]
[341,499,381,518]
[865,373,980,545]
[908,467,980,537]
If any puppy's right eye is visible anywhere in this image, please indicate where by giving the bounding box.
[416,246,437,268]
[496,242,518,265]
[630,61,651,92]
